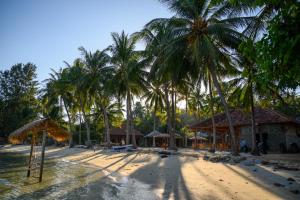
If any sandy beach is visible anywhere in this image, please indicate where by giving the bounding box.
[1,145,300,200]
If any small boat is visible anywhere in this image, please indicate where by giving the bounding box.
[112,144,134,152]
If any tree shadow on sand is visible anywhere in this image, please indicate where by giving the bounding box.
[130,154,194,200]
[7,152,156,200]
[222,163,300,200]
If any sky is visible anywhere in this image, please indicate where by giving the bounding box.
[0,0,172,82]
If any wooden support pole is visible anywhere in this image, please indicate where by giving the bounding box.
[39,131,47,182]
[27,136,34,177]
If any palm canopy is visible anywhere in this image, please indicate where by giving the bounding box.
[78,47,112,97]
[109,31,148,97]
[108,31,148,146]
[142,81,165,112]
[153,0,259,69]
[144,0,260,154]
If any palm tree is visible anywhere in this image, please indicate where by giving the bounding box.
[187,82,204,120]
[41,75,64,123]
[109,31,148,147]
[142,81,164,132]
[43,68,75,147]
[136,21,195,150]
[228,52,283,155]
[78,47,113,146]
[66,59,92,145]
[151,0,259,154]
[208,75,217,152]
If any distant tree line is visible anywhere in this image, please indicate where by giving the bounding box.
[0,63,39,138]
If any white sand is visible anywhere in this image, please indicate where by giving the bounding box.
[1,145,300,200]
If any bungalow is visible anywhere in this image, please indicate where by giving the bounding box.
[110,125,144,146]
[189,108,300,152]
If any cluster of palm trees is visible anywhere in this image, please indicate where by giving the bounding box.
[41,0,271,154]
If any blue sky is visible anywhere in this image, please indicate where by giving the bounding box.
[0,0,172,82]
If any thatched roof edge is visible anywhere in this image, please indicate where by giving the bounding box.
[9,118,70,144]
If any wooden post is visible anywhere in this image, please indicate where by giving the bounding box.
[39,131,47,182]
[27,136,34,177]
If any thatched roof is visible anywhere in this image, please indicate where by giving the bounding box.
[189,107,300,132]
[145,131,182,139]
[9,118,70,144]
[189,136,208,140]
[110,127,143,136]
[144,130,161,137]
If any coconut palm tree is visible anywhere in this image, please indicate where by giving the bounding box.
[228,52,284,155]
[66,59,92,145]
[43,68,75,147]
[151,0,259,154]
[78,47,114,146]
[142,81,164,132]
[109,31,148,147]
[187,82,204,120]
[136,21,197,150]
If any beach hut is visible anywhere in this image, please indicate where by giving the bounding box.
[144,130,162,147]
[190,133,209,149]
[9,118,70,182]
[144,131,183,147]
[109,125,143,146]
[189,108,300,152]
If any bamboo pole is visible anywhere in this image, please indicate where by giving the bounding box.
[39,131,47,182]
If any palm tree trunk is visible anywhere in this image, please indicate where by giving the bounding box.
[209,76,216,152]
[79,97,90,145]
[194,132,197,149]
[250,82,258,154]
[126,91,131,145]
[130,94,137,147]
[185,94,188,114]
[83,112,91,145]
[169,81,176,150]
[79,112,82,145]
[197,104,201,120]
[153,111,156,131]
[103,106,111,146]
[59,97,63,118]
[62,98,73,148]
[209,69,238,155]
[164,83,172,141]
[153,100,158,131]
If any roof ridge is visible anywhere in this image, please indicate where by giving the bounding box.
[263,107,294,122]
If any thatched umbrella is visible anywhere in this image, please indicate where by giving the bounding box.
[145,130,161,147]
[145,131,182,147]
[9,118,70,182]
[9,118,69,144]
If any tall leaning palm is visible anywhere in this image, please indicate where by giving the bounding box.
[154,0,258,154]
[109,31,147,147]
